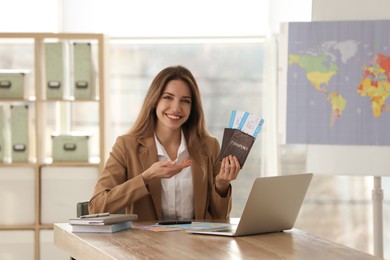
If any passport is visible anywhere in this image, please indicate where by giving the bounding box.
[218,128,255,168]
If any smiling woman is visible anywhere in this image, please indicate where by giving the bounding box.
[88,65,241,221]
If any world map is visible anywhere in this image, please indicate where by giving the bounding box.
[286,20,390,146]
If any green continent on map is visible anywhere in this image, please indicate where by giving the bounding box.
[358,53,390,117]
[289,54,338,92]
[289,54,345,128]
[327,92,347,128]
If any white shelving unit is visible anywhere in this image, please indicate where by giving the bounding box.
[0,33,108,260]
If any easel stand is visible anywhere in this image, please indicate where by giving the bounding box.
[373,176,384,258]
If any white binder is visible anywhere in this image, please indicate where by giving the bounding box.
[73,43,95,99]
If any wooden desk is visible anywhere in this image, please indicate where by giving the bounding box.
[54,222,378,260]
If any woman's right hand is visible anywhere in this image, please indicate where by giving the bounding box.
[141,160,192,184]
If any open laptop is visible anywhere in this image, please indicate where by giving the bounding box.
[188,173,313,237]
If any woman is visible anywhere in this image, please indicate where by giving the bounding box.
[89,65,241,220]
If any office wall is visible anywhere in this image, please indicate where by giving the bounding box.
[312,0,390,21]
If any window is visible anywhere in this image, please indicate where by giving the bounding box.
[0,0,58,32]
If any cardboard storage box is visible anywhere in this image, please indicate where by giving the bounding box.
[52,134,89,162]
[0,106,4,161]
[11,105,29,162]
[0,70,29,99]
[45,42,65,99]
[73,42,95,99]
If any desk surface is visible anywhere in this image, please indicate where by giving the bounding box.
[54,221,378,260]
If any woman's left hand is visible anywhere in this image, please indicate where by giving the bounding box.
[215,155,241,196]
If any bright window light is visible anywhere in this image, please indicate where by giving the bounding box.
[0,0,59,32]
[62,0,269,37]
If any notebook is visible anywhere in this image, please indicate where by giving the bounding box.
[188,173,313,237]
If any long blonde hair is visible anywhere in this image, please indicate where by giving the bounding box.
[129,65,210,150]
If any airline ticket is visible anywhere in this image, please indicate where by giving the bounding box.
[228,110,265,138]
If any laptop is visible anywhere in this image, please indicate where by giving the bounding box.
[188,173,313,237]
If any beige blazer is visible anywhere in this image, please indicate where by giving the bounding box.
[89,133,232,221]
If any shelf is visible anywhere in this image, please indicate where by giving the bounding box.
[0,32,107,260]
[37,98,100,102]
[0,98,36,102]
[40,160,101,167]
[0,98,100,102]
[0,162,38,167]
[0,225,38,230]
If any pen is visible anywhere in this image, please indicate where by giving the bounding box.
[80,212,110,219]
[158,220,192,225]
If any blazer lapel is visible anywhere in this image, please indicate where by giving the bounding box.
[138,136,163,219]
[190,148,208,219]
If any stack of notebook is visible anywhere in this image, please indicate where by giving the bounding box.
[69,213,138,233]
